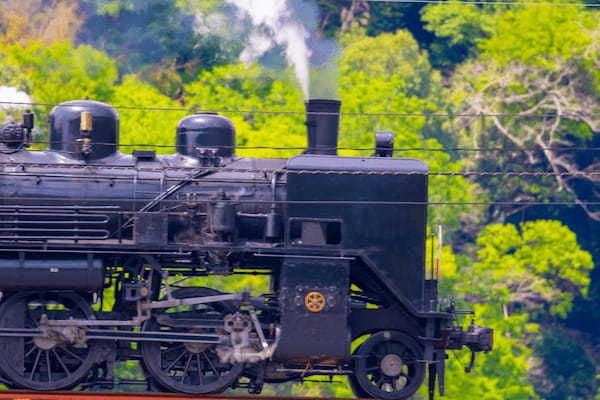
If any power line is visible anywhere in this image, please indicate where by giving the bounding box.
[0,196,597,206]
[21,141,600,152]
[2,100,600,118]
[358,0,600,6]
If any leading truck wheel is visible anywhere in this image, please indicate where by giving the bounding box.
[140,287,244,394]
[351,331,425,400]
[0,291,100,390]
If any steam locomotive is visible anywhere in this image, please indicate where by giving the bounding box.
[0,98,492,399]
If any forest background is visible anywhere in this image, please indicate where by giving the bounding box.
[0,0,599,398]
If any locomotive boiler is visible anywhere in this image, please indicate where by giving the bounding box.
[0,98,492,399]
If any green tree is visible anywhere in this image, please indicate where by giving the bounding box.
[465,220,593,318]
[78,0,240,95]
[0,41,117,105]
[438,220,593,399]
[112,75,185,153]
[0,40,118,139]
[421,3,502,68]
[532,326,597,400]
[440,304,538,400]
[184,63,306,159]
[447,5,600,221]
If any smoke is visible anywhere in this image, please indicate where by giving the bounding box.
[0,86,31,111]
[224,0,338,99]
[240,32,275,64]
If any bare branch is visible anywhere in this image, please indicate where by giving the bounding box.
[454,57,600,220]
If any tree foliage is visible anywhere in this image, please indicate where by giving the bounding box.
[421,4,498,68]
[78,0,239,87]
[112,76,185,152]
[438,220,593,399]
[184,64,306,159]
[467,220,593,318]
[0,0,81,45]
[440,304,538,400]
[0,41,117,105]
[447,5,600,221]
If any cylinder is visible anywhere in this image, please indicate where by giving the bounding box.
[305,99,341,156]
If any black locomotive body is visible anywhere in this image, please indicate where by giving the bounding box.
[0,99,492,399]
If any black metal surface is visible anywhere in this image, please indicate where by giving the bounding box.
[305,99,340,155]
[374,130,394,157]
[134,213,168,245]
[176,113,235,158]
[286,154,428,306]
[49,100,119,160]
[0,123,26,149]
[0,255,103,290]
[275,258,350,362]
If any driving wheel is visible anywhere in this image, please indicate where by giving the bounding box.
[140,287,244,394]
[351,331,425,399]
[0,291,100,390]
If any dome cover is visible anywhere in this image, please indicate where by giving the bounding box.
[176,113,235,158]
[49,100,119,160]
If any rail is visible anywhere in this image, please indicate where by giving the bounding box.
[0,390,364,400]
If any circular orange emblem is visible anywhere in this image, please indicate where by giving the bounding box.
[304,291,326,312]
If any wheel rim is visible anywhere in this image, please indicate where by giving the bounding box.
[0,292,99,390]
[354,332,425,400]
[141,288,243,394]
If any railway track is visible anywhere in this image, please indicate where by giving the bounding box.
[0,391,366,400]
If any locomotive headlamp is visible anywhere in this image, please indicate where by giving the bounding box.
[0,110,34,151]
[0,122,26,148]
[304,291,326,312]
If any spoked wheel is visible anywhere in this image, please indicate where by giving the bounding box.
[352,331,425,400]
[0,291,100,390]
[348,344,370,398]
[141,287,244,394]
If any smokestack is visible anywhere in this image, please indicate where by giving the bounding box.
[305,99,341,155]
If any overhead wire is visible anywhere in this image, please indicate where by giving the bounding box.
[0,196,597,207]
[355,0,600,6]
[20,140,600,152]
[2,100,600,118]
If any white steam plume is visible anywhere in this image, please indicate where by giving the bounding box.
[225,0,312,98]
[0,86,31,111]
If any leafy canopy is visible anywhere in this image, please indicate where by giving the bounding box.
[468,220,593,318]
[0,41,117,105]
